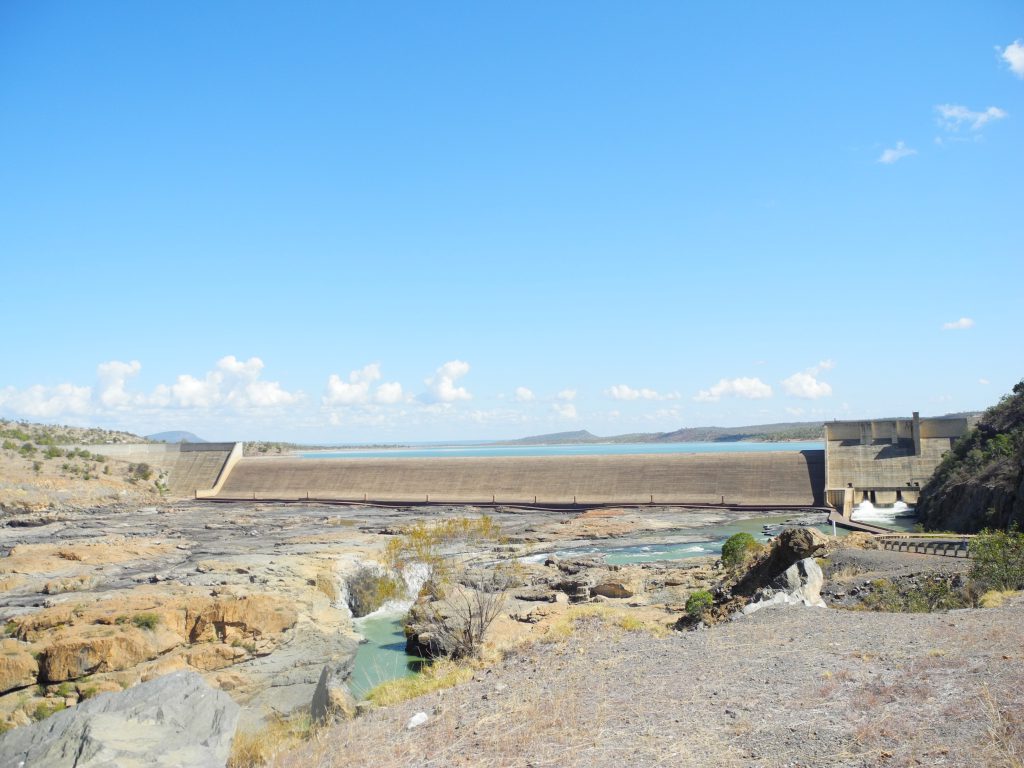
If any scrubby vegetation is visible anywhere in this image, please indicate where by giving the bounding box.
[131,612,160,630]
[684,589,713,619]
[969,528,1024,591]
[0,419,146,446]
[858,576,974,613]
[346,568,406,617]
[720,532,763,569]
[385,515,515,660]
[917,379,1024,532]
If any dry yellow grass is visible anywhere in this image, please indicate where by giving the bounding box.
[980,589,1021,608]
[365,659,476,707]
[229,713,315,768]
[539,603,671,643]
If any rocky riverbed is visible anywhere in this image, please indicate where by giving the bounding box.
[0,501,807,733]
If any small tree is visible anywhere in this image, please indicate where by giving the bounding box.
[721,532,762,569]
[685,589,713,620]
[385,515,514,659]
[970,528,1024,591]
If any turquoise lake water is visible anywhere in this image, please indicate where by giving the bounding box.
[303,441,823,460]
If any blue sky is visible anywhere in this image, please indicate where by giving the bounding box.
[1,3,1022,442]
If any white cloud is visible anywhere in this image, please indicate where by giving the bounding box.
[935,104,1007,132]
[2,355,302,421]
[1001,40,1024,78]
[694,377,773,402]
[243,380,299,407]
[514,386,535,402]
[552,402,577,419]
[605,384,679,401]
[979,378,990,385]
[942,317,975,330]
[424,360,472,403]
[0,383,93,418]
[181,356,300,410]
[375,381,404,404]
[323,364,381,406]
[96,360,142,408]
[557,389,577,401]
[878,141,917,164]
[323,363,403,407]
[815,359,836,371]
[171,373,220,408]
[782,371,833,400]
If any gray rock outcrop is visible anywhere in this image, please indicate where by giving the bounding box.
[310,663,356,723]
[740,557,827,616]
[0,671,239,768]
[732,527,829,598]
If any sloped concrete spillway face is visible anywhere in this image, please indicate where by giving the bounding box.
[213,450,826,507]
[80,442,240,497]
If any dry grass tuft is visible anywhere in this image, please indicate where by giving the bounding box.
[229,713,315,768]
[365,659,475,707]
[980,589,1021,609]
[540,603,671,643]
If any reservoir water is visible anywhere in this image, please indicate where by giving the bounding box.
[302,441,823,460]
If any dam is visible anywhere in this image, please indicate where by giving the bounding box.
[93,413,970,519]
[208,450,826,508]
[823,412,971,518]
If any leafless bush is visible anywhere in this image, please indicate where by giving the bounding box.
[419,568,512,659]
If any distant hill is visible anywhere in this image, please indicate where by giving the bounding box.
[500,430,610,445]
[654,421,825,443]
[493,421,826,446]
[146,431,207,444]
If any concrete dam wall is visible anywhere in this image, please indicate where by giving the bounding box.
[81,443,239,497]
[213,450,826,507]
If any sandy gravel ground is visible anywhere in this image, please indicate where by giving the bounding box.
[278,593,1024,768]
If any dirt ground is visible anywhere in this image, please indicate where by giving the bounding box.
[277,563,1024,768]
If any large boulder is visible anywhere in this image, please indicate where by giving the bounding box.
[740,557,827,616]
[0,671,239,768]
[732,527,829,598]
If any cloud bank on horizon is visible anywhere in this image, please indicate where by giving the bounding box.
[0,354,858,439]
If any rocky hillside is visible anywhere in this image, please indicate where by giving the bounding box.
[0,420,147,446]
[916,379,1024,532]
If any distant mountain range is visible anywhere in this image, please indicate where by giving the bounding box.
[146,431,207,444]
[494,421,827,445]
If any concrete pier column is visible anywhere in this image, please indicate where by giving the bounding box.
[912,412,921,456]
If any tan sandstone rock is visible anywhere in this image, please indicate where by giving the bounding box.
[0,641,39,693]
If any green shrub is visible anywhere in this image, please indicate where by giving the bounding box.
[31,700,66,721]
[970,528,1024,591]
[346,569,406,618]
[131,613,159,630]
[43,446,64,459]
[721,532,760,569]
[860,577,973,613]
[685,589,714,619]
